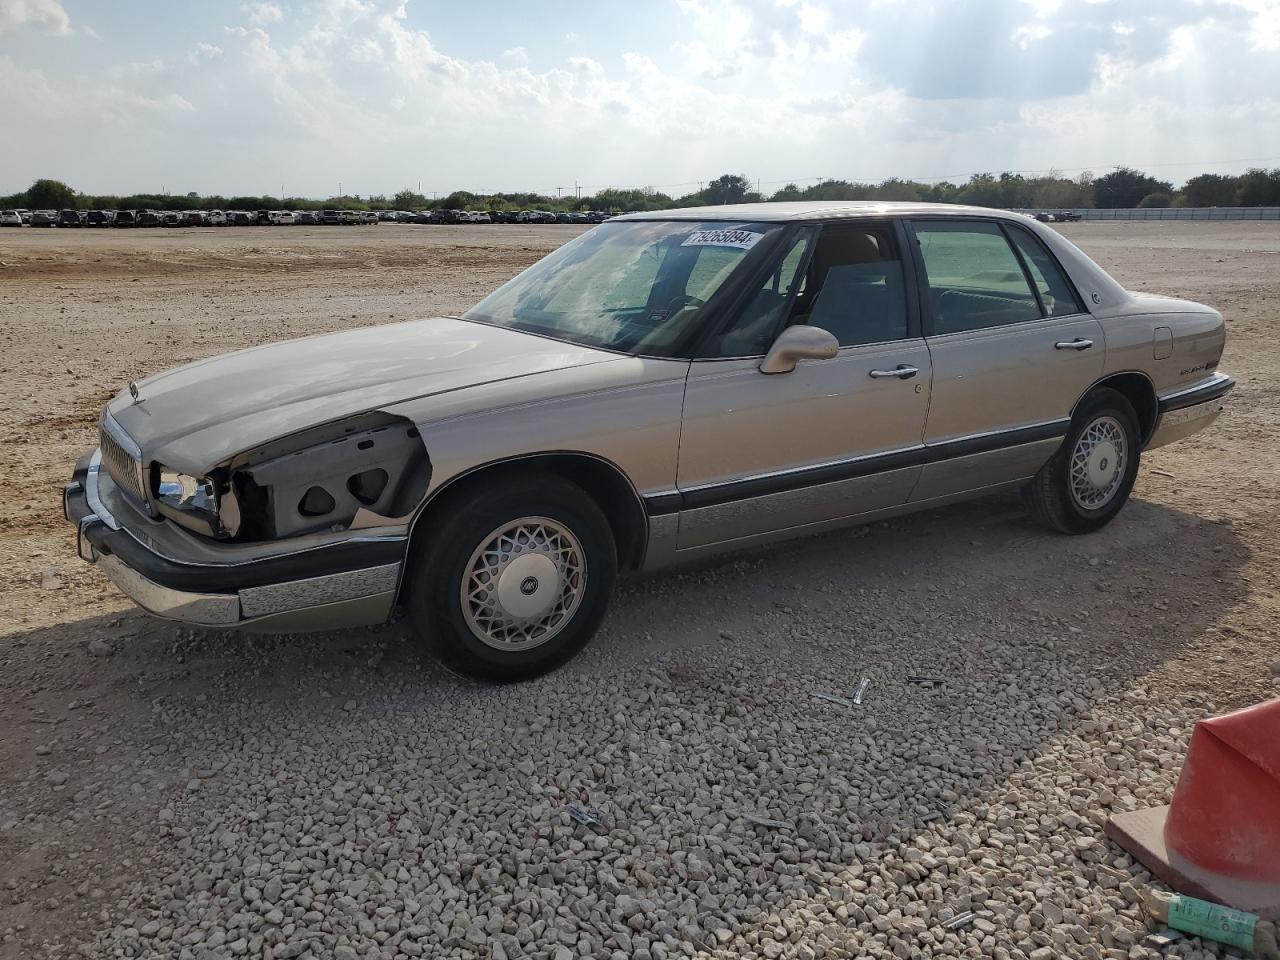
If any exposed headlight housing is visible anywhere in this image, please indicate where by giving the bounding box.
[153,466,238,538]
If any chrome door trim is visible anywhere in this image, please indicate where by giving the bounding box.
[678,465,921,547]
[910,436,1062,503]
[648,417,1069,515]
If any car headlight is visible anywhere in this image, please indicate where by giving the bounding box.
[153,466,233,538]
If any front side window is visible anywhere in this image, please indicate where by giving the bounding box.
[793,225,910,347]
[708,231,813,357]
[464,220,782,356]
[913,221,1042,334]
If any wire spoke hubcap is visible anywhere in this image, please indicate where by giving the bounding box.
[1069,415,1127,510]
[461,518,586,651]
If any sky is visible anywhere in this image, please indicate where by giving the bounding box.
[1,0,1279,199]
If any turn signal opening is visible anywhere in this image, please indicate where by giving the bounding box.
[298,486,335,517]
[347,468,389,506]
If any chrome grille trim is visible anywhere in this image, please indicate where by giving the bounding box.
[99,411,148,507]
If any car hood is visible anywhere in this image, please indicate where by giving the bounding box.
[107,317,621,472]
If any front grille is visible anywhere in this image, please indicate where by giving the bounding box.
[99,417,147,505]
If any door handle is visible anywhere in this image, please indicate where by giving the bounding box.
[869,364,919,380]
[1054,338,1094,351]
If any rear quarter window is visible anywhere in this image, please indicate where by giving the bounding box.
[1006,225,1087,317]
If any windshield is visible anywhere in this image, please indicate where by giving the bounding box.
[463,220,782,355]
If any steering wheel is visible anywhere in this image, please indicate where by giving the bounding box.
[666,294,706,314]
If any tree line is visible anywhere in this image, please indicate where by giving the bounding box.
[5,166,1280,215]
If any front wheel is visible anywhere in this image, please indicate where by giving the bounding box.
[407,476,617,682]
[1023,388,1142,534]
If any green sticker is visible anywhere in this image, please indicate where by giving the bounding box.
[1167,894,1257,951]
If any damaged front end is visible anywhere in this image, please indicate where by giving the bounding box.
[197,412,431,542]
[66,409,431,630]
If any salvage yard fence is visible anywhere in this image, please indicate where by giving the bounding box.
[1014,207,1280,221]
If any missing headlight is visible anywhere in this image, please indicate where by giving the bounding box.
[232,414,429,540]
[153,466,235,538]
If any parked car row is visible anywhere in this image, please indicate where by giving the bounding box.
[1,207,614,228]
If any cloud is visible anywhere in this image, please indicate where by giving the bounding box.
[0,0,69,34]
[245,1,284,26]
[1233,0,1280,49]
[1012,22,1052,48]
[187,42,224,65]
[0,54,58,106]
[2,0,1279,197]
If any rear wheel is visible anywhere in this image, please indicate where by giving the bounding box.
[407,475,616,682]
[1023,388,1141,534]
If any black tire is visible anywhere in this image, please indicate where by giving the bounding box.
[1023,387,1142,534]
[406,475,616,682]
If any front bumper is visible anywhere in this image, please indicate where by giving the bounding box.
[64,450,404,630]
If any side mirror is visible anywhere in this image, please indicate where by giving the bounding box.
[759,325,839,375]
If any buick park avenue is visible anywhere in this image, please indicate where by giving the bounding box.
[65,202,1232,680]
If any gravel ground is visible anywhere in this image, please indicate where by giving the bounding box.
[1,222,1278,960]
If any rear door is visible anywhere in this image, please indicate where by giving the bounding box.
[906,218,1104,501]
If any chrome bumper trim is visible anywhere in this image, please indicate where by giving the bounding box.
[83,451,121,530]
[239,563,400,619]
[94,552,402,628]
[1147,396,1227,450]
[97,554,242,626]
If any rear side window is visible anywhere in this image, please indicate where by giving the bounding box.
[1006,225,1086,317]
[913,221,1041,334]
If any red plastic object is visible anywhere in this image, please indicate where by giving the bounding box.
[1163,698,1280,882]
[1106,698,1280,919]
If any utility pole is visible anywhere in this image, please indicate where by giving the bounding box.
[575,181,581,200]
[339,181,343,197]
[556,186,563,199]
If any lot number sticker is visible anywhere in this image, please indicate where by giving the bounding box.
[681,229,764,250]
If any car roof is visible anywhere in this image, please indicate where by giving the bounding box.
[612,200,1024,223]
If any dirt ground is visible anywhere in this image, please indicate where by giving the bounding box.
[0,222,1277,958]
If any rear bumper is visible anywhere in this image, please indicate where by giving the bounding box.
[64,450,402,630]
[1148,373,1233,450]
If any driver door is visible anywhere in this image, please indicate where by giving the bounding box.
[674,221,932,550]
